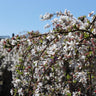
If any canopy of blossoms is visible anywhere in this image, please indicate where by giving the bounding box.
[0,9,96,96]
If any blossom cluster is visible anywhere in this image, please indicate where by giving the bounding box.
[0,9,96,96]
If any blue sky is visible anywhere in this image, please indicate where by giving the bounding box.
[0,0,96,37]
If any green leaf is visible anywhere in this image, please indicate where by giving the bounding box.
[51,56,54,59]
[45,51,48,55]
[16,70,23,75]
[73,80,77,83]
[43,35,46,39]
[67,93,71,96]
[27,45,31,50]
[67,74,71,80]
[56,64,59,68]
[84,32,89,38]
[27,31,30,34]
[87,20,90,24]
[16,36,20,39]
[14,89,17,96]
[40,39,43,43]
[52,65,55,72]
[91,75,94,79]
[52,88,54,92]
[4,45,7,48]
[87,51,93,57]
[68,27,72,31]
[73,24,77,29]
[90,28,94,32]
[19,58,23,63]
[89,51,93,56]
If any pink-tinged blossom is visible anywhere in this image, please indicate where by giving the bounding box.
[88,11,94,17]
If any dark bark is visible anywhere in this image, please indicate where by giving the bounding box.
[0,68,12,96]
